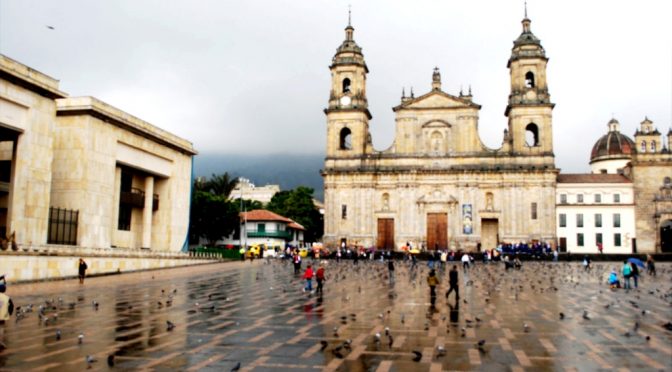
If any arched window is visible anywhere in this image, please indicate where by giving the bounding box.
[339,127,352,150]
[342,78,351,93]
[651,140,656,152]
[525,71,535,88]
[525,123,539,147]
[640,141,646,152]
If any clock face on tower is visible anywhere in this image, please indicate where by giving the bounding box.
[340,96,352,106]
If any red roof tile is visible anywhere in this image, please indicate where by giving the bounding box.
[240,209,292,223]
[288,221,305,231]
[557,174,632,184]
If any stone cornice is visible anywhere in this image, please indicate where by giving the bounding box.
[56,96,197,156]
[0,54,67,99]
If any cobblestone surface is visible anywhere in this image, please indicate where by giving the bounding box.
[1,259,671,371]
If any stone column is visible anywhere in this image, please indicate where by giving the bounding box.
[6,139,17,236]
[111,167,121,244]
[142,176,154,249]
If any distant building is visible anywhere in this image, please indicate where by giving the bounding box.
[0,54,196,252]
[230,178,279,204]
[239,210,305,248]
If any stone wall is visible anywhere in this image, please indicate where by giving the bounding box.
[0,245,218,283]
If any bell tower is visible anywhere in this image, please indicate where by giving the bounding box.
[324,12,372,158]
[505,5,554,159]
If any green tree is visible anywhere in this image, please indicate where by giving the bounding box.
[266,186,323,242]
[189,173,239,246]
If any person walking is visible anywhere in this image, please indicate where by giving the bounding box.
[445,265,459,300]
[629,261,640,289]
[293,252,302,274]
[0,275,15,349]
[622,260,632,290]
[427,269,439,307]
[646,255,656,276]
[315,264,325,295]
[302,264,314,293]
[461,252,470,272]
[440,250,447,271]
[78,258,88,284]
[387,258,395,284]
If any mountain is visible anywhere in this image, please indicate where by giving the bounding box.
[193,153,325,201]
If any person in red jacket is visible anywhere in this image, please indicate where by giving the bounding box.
[315,264,326,295]
[303,265,314,293]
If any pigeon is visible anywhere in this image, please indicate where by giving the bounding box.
[333,326,339,337]
[230,361,241,371]
[559,312,565,320]
[436,345,446,356]
[56,329,61,340]
[107,354,115,366]
[477,339,486,348]
[388,334,394,348]
[460,327,466,337]
[634,322,640,331]
[582,311,590,320]
[86,355,96,368]
[332,345,344,358]
[412,350,422,362]
[523,323,530,333]
[78,333,84,344]
[167,320,176,331]
[320,340,328,351]
[384,327,390,335]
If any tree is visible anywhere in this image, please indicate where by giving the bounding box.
[266,186,323,242]
[189,173,239,246]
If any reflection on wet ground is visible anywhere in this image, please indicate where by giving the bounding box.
[1,260,671,371]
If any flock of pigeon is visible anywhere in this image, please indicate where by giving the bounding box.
[5,258,672,370]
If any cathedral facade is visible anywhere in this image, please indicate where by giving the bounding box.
[322,15,558,251]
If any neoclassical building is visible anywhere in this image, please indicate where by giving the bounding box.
[322,14,558,251]
[0,54,196,252]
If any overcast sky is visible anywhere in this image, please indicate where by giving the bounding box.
[1,0,670,173]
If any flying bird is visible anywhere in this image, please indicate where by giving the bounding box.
[46,25,55,30]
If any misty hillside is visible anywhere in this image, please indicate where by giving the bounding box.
[194,153,325,201]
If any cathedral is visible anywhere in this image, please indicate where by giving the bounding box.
[322,13,557,252]
[321,13,672,253]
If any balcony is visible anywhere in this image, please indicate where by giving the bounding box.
[120,188,160,211]
[246,230,292,239]
[120,187,145,208]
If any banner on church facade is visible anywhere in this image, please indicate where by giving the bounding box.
[462,204,473,234]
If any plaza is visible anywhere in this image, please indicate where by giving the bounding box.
[1,259,670,371]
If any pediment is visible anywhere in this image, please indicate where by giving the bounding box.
[394,91,480,111]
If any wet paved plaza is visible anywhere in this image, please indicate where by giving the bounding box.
[1,259,671,371]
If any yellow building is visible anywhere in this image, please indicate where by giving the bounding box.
[0,54,196,252]
[322,14,557,251]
